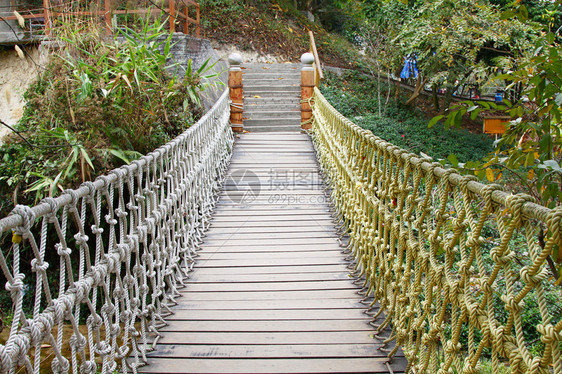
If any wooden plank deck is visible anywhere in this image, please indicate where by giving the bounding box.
[140,132,407,374]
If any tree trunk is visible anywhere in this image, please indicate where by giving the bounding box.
[394,67,401,100]
[432,83,440,112]
[405,76,427,106]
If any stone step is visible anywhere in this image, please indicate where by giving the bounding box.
[243,79,301,86]
[244,97,300,103]
[243,124,302,132]
[244,84,300,92]
[244,92,300,99]
[245,111,301,120]
[243,63,299,70]
[243,72,301,79]
[244,118,301,127]
[244,104,301,112]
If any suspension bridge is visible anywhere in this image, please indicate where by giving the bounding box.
[0,51,561,374]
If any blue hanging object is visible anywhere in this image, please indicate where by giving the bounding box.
[400,54,419,79]
[495,91,503,102]
[400,56,411,79]
[411,54,419,78]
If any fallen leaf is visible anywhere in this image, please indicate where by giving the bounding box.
[253,95,261,98]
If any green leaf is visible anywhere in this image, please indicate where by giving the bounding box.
[80,148,95,171]
[447,154,459,168]
[428,115,444,128]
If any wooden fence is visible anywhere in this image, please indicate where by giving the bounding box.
[5,0,200,38]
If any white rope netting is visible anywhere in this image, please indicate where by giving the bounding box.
[0,89,233,374]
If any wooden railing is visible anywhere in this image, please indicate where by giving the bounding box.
[5,0,200,38]
[308,30,324,87]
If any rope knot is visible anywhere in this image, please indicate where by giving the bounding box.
[81,360,97,374]
[9,205,35,234]
[500,295,523,312]
[537,323,562,344]
[64,189,79,210]
[82,181,97,201]
[74,233,89,246]
[520,266,548,285]
[51,356,70,374]
[41,197,60,217]
[55,243,72,257]
[5,273,25,295]
[506,194,535,226]
[69,333,87,351]
[91,224,104,235]
[490,247,515,266]
[30,258,49,273]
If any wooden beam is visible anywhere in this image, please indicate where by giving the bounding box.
[169,0,176,33]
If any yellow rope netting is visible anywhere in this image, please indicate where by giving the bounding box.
[310,87,562,374]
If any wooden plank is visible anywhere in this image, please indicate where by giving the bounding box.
[195,245,344,253]
[200,238,340,247]
[195,251,344,260]
[160,320,372,332]
[211,209,331,215]
[192,258,346,268]
[202,232,337,240]
[210,214,334,221]
[188,265,348,275]
[209,219,335,227]
[138,357,402,373]
[181,280,356,292]
[156,331,378,345]
[175,299,366,310]
[219,190,326,195]
[201,226,334,234]
[186,272,353,283]
[171,290,361,301]
[147,344,382,358]
[166,309,370,321]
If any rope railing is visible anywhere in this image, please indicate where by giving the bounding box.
[310,87,562,374]
[0,89,233,373]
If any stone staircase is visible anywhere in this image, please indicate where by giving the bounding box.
[242,63,301,132]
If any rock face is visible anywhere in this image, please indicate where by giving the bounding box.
[163,34,228,111]
[0,45,41,142]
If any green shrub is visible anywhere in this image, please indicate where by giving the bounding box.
[0,15,220,211]
[320,70,494,162]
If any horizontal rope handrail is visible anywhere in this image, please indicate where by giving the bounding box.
[0,89,233,373]
[310,87,562,374]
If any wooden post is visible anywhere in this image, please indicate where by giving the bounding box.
[195,3,200,37]
[184,1,189,35]
[169,0,176,33]
[301,52,315,131]
[229,53,244,133]
[43,0,52,37]
[104,0,112,34]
